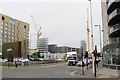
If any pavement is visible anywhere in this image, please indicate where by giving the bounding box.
[73,61,119,79]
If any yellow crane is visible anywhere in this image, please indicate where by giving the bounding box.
[87,9,90,58]
[31,15,42,40]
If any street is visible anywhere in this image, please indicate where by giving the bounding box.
[2,62,80,78]
[2,61,119,79]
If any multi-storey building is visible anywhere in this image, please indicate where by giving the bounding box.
[0,13,29,58]
[48,44,57,53]
[101,0,120,69]
[57,46,79,53]
[37,38,48,53]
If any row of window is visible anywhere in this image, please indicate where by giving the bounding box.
[3,35,15,39]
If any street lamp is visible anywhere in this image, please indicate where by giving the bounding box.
[29,33,36,58]
[94,25,102,53]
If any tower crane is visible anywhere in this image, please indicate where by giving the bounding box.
[31,15,42,40]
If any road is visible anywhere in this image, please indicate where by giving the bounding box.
[2,62,81,78]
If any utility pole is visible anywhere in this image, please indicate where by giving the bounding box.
[88,0,95,74]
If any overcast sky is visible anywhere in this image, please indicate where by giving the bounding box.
[0,0,103,52]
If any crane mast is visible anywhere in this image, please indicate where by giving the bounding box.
[87,9,90,58]
[31,15,42,48]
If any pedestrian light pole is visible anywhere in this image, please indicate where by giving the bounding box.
[88,0,94,74]
[94,45,97,77]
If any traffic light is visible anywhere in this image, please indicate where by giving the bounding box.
[85,51,88,58]
[94,50,97,57]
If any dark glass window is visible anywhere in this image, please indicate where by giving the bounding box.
[2,16,4,20]
[24,25,26,28]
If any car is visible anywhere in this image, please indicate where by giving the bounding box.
[38,58,44,61]
[57,58,64,61]
[76,59,92,67]
[19,58,29,62]
[76,61,85,67]
[76,59,86,67]
[2,59,8,62]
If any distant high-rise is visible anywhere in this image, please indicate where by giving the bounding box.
[37,38,48,53]
[0,13,29,58]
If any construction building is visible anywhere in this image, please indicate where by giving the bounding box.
[0,13,29,58]
[37,38,48,53]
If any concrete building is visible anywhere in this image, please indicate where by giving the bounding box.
[57,46,79,53]
[101,0,120,69]
[0,13,29,58]
[80,40,86,53]
[37,38,48,53]
[48,44,57,53]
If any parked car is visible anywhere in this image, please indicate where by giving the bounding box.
[76,59,92,67]
[76,60,86,67]
[37,58,44,61]
[19,58,29,62]
[2,59,8,62]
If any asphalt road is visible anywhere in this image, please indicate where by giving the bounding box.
[2,62,81,78]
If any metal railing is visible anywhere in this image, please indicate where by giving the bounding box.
[108,8,120,21]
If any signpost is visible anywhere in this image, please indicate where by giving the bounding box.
[81,47,84,75]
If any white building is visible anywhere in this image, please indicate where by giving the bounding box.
[37,38,48,54]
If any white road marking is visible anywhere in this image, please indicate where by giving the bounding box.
[70,70,78,76]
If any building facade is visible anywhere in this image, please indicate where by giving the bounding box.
[57,46,79,53]
[101,0,120,69]
[0,13,29,58]
[37,38,48,53]
[48,44,57,53]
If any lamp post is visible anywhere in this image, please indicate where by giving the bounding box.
[94,25,102,53]
[88,0,94,74]
[29,33,36,58]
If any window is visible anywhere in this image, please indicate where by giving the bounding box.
[2,21,4,25]
[1,25,4,29]
[6,23,8,26]
[18,23,19,26]
[24,25,26,28]
[1,30,4,33]
[2,16,4,20]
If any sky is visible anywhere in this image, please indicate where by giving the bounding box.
[0,0,103,52]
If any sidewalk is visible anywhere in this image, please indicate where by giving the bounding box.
[74,62,119,78]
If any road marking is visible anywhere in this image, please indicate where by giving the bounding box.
[70,70,78,76]
[42,63,64,68]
